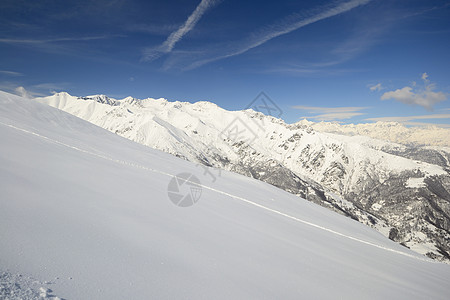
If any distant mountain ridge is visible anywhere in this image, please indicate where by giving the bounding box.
[35,92,450,262]
[300,119,450,148]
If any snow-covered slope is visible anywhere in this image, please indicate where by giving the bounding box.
[35,92,450,262]
[299,119,450,147]
[3,91,450,298]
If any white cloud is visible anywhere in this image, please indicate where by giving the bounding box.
[307,112,366,121]
[293,105,368,121]
[0,35,124,59]
[143,0,221,61]
[14,86,33,99]
[32,82,69,94]
[125,23,179,36]
[0,35,121,45]
[175,0,371,70]
[366,114,450,128]
[366,114,450,122]
[0,70,23,76]
[369,83,383,91]
[381,74,447,110]
[0,82,68,97]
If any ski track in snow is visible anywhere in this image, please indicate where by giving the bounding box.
[0,121,435,264]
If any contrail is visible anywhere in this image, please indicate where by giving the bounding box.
[185,0,371,69]
[143,0,221,61]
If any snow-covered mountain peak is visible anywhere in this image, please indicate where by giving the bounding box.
[190,100,222,112]
[52,91,72,97]
[121,96,136,102]
[79,94,118,106]
[296,119,315,126]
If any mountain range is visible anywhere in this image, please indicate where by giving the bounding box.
[304,119,450,148]
[1,90,450,298]
[34,92,450,263]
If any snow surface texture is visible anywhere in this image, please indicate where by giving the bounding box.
[0,270,61,299]
[2,91,450,298]
[300,119,450,147]
[34,92,450,262]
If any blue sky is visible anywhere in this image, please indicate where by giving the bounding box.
[1,0,449,126]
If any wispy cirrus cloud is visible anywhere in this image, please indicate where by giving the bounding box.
[369,83,383,91]
[0,35,126,63]
[171,0,371,70]
[264,61,365,77]
[32,82,71,93]
[14,86,33,99]
[0,83,45,98]
[142,0,222,61]
[262,24,384,76]
[366,114,450,128]
[126,23,179,36]
[380,73,447,110]
[0,81,70,98]
[293,105,369,121]
[0,70,23,76]
[0,35,122,45]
